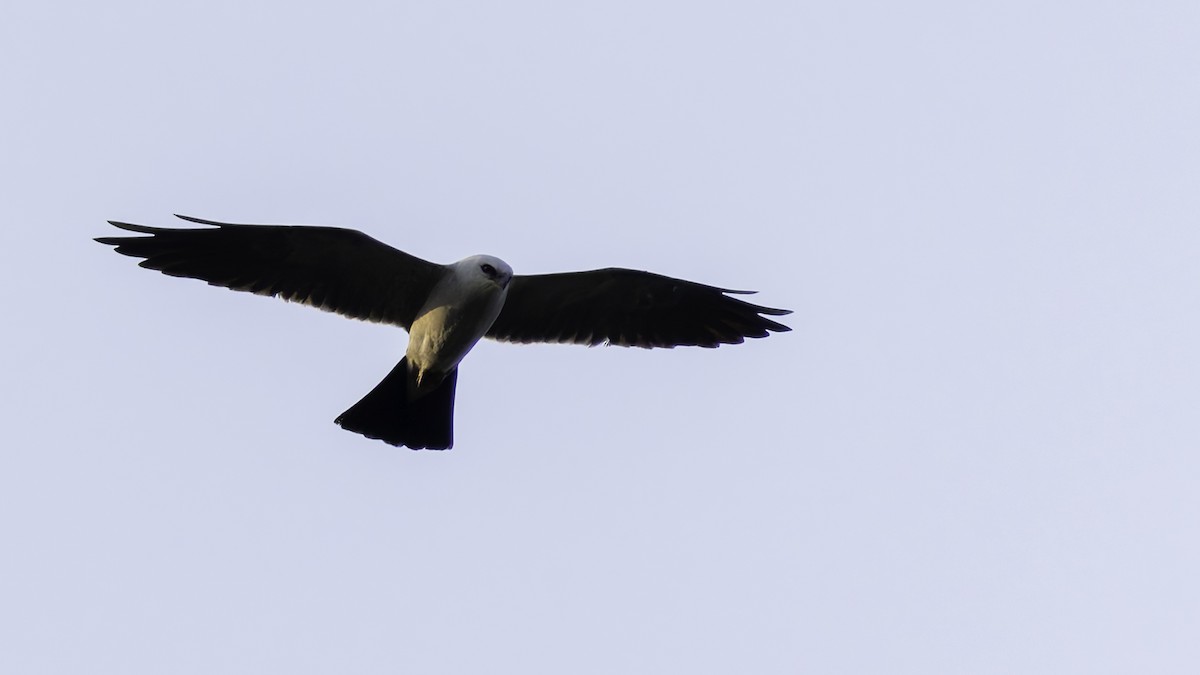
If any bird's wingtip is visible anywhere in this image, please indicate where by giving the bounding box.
[104,220,158,234]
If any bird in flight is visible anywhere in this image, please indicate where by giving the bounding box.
[97,215,792,450]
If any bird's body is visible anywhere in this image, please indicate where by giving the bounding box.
[405,255,513,396]
[97,215,791,449]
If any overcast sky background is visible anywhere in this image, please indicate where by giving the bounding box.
[3,1,1199,673]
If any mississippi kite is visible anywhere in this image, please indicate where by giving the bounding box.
[97,215,791,449]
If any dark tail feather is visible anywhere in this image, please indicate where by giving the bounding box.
[334,357,457,450]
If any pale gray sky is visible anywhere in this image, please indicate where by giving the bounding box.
[3,1,1199,673]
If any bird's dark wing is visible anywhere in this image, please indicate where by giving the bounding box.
[96,215,444,329]
[485,268,791,348]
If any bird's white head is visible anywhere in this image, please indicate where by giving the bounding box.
[454,254,513,291]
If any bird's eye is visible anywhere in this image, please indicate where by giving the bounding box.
[480,263,496,276]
